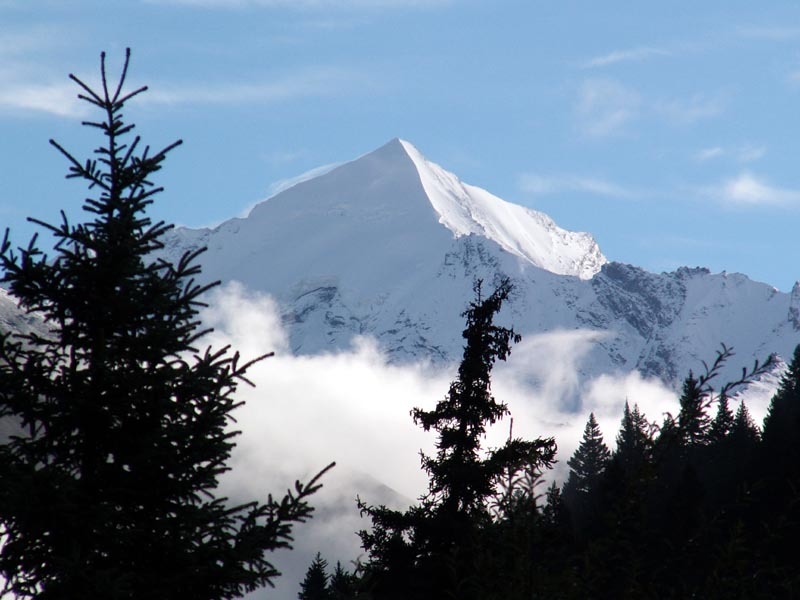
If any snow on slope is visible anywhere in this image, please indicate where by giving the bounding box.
[160,139,605,292]
[152,139,800,387]
[0,287,43,338]
[399,140,606,280]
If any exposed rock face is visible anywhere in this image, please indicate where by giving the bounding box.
[789,281,800,331]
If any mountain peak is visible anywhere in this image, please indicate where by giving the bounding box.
[246,139,607,279]
[166,139,606,296]
[146,139,800,380]
[303,138,606,279]
[396,139,606,279]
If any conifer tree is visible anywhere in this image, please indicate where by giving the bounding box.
[564,412,610,498]
[708,393,735,444]
[562,413,610,541]
[541,481,567,529]
[357,278,555,600]
[299,554,332,600]
[613,401,651,476]
[678,372,711,447]
[329,562,357,600]
[762,344,800,454]
[0,50,330,599]
[730,402,759,446]
[677,345,774,449]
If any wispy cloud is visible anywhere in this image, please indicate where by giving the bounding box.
[694,146,724,161]
[581,46,670,69]
[704,172,800,207]
[0,26,64,57]
[140,67,363,107]
[575,78,640,137]
[655,92,725,124]
[0,26,88,117]
[519,173,638,199]
[0,62,362,118]
[737,144,767,162]
[693,144,765,163]
[0,81,86,118]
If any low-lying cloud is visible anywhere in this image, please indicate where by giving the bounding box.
[199,282,775,599]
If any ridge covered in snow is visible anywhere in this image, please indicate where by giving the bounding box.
[4,139,798,392]
[398,139,606,280]
[146,138,800,389]
[158,138,605,293]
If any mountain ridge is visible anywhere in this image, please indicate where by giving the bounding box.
[2,139,798,393]
[146,139,800,390]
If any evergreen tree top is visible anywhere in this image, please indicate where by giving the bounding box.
[566,412,610,492]
[709,393,735,444]
[411,278,534,516]
[0,49,331,600]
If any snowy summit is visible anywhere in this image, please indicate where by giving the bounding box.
[161,138,605,291]
[395,139,606,280]
[149,139,799,384]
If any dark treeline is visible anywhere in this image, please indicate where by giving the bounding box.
[302,284,800,599]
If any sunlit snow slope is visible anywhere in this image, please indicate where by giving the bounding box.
[399,140,605,280]
[151,139,800,387]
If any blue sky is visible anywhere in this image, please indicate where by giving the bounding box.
[1,1,800,290]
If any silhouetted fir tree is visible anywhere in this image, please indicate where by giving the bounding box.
[613,401,651,477]
[497,348,777,598]
[357,278,555,600]
[678,345,774,451]
[762,344,800,459]
[329,562,358,600]
[703,401,760,555]
[678,372,711,447]
[562,412,610,544]
[483,420,559,600]
[755,348,800,579]
[299,554,332,600]
[541,481,565,527]
[564,413,610,499]
[579,401,654,594]
[708,393,735,444]
[0,50,330,600]
[730,402,759,446]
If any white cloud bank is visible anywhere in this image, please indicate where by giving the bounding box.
[198,283,679,598]
[197,282,778,598]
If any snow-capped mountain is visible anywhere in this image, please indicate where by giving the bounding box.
[151,139,800,387]
[5,139,798,391]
